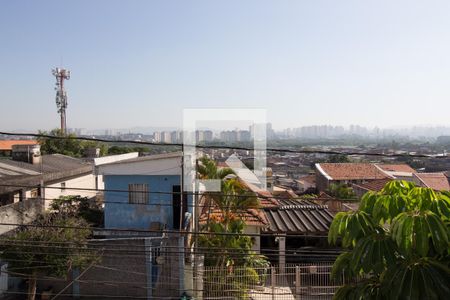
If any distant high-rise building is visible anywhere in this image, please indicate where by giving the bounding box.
[237,130,251,142]
[170,131,183,143]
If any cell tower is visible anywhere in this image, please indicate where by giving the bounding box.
[52,67,71,134]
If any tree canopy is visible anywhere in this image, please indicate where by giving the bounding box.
[327,183,357,199]
[328,181,450,299]
[0,197,99,300]
[37,129,107,157]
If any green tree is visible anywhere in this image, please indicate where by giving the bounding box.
[327,154,351,163]
[196,156,235,227]
[38,129,83,156]
[107,145,128,155]
[80,140,108,157]
[0,214,98,300]
[51,195,103,226]
[199,178,260,265]
[328,183,356,199]
[38,129,107,157]
[328,181,450,299]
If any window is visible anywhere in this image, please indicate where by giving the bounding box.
[128,183,149,204]
[61,182,66,192]
[30,188,39,198]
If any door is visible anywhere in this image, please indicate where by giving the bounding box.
[172,185,187,229]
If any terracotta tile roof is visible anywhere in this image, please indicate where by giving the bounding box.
[342,202,360,211]
[216,161,228,168]
[259,197,279,208]
[297,174,316,185]
[272,186,298,199]
[317,191,334,199]
[199,204,268,227]
[0,140,38,151]
[376,164,415,173]
[241,181,270,196]
[316,163,390,180]
[352,178,393,192]
[199,195,268,227]
[414,173,450,191]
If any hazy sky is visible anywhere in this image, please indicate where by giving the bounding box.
[1,0,450,131]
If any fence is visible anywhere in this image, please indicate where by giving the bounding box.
[203,262,346,300]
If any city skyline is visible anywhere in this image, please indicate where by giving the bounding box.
[61,124,450,139]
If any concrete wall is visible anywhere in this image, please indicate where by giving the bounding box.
[315,171,330,192]
[35,237,184,300]
[104,175,192,230]
[243,225,261,253]
[0,198,44,235]
[44,174,97,209]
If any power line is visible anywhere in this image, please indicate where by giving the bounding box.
[0,239,337,256]
[0,182,360,202]
[0,221,330,238]
[0,131,446,158]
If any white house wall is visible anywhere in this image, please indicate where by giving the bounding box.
[44,174,97,209]
[98,157,182,176]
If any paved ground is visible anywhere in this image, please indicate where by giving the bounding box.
[249,286,296,300]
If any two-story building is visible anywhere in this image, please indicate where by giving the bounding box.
[94,152,189,299]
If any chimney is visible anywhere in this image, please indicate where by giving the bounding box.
[84,147,100,158]
[12,144,41,164]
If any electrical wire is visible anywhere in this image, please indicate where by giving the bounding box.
[0,182,360,202]
[0,243,338,259]
[0,238,337,253]
[0,134,367,298]
[0,220,334,238]
[1,131,447,158]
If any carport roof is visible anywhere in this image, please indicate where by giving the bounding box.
[263,199,334,234]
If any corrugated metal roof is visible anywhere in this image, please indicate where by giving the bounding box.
[0,161,40,176]
[0,154,93,194]
[0,154,91,176]
[263,199,334,234]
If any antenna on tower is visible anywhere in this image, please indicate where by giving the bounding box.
[52,67,70,134]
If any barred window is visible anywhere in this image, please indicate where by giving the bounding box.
[128,184,149,204]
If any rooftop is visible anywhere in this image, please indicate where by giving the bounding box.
[0,154,92,177]
[0,154,93,194]
[98,151,182,167]
[352,178,393,193]
[316,163,390,180]
[414,172,450,191]
[0,140,38,151]
[199,197,268,227]
[297,174,316,185]
[376,164,416,173]
[263,199,334,234]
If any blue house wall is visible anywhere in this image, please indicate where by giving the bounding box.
[104,175,191,230]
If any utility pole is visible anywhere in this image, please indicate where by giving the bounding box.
[52,67,70,134]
